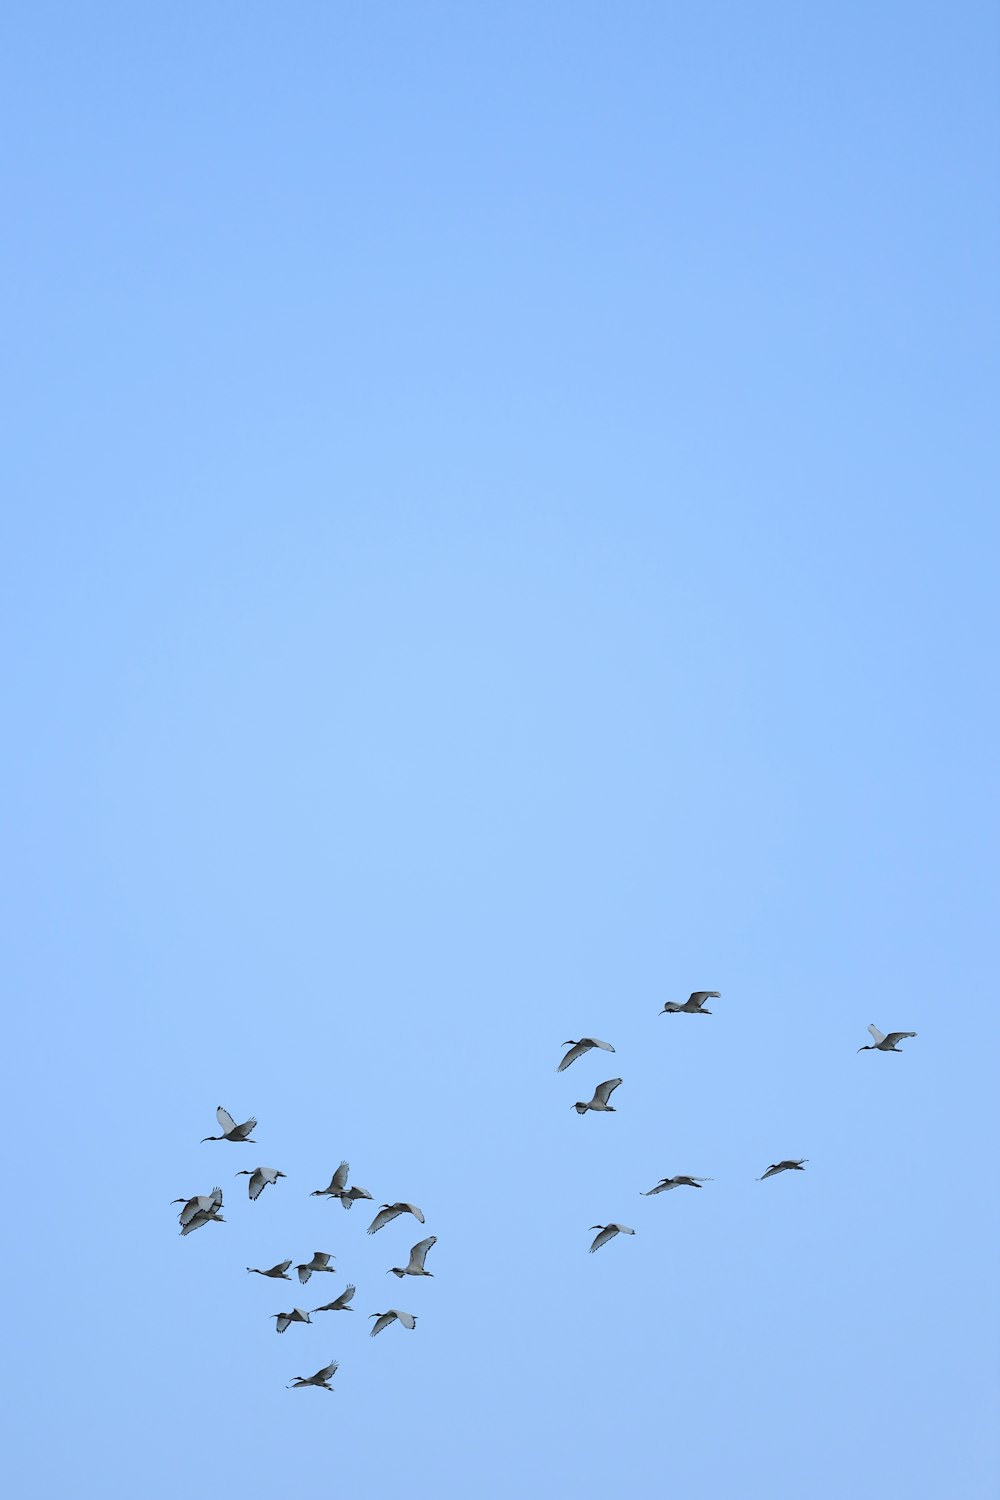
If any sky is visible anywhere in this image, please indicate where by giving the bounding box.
[3,3,998,1496]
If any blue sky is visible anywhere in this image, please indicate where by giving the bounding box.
[3,4,998,1496]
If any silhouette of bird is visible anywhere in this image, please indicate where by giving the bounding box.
[247,1260,292,1280]
[179,1207,225,1236]
[858,1023,917,1053]
[389,1236,436,1278]
[557,1038,615,1071]
[588,1223,635,1253]
[296,1251,336,1285]
[659,991,720,1015]
[367,1203,425,1235]
[573,1078,622,1114]
[201,1106,256,1143]
[641,1176,712,1194]
[271,1308,313,1333]
[235,1166,286,1200]
[758,1159,808,1180]
[172,1187,223,1227]
[369,1309,417,1337]
[288,1360,338,1392]
[312,1285,356,1314]
[311,1162,372,1208]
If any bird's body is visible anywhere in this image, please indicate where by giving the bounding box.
[367,1202,425,1235]
[574,1077,622,1114]
[180,1208,226,1236]
[296,1252,336,1285]
[236,1165,286,1200]
[172,1187,223,1227]
[271,1308,313,1333]
[312,1285,356,1313]
[311,1162,372,1208]
[858,1023,917,1053]
[369,1309,417,1337]
[288,1360,338,1392]
[758,1159,808,1180]
[641,1176,712,1194]
[659,990,720,1016]
[201,1105,257,1143]
[247,1260,293,1280]
[557,1037,616,1072]
[389,1235,437,1278]
[588,1223,635,1253]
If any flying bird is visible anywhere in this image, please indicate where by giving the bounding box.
[312,1285,356,1313]
[179,1207,225,1236]
[641,1176,712,1194]
[858,1023,917,1053]
[247,1260,293,1280]
[235,1166,286,1200]
[271,1308,313,1333]
[296,1252,336,1285]
[389,1235,437,1278]
[288,1360,338,1392]
[201,1106,257,1143]
[557,1038,616,1072]
[369,1309,417,1337]
[172,1187,223,1227]
[588,1223,635,1253]
[573,1078,622,1114]
[758,1159,808,1180]
[311,1162,372,1208]
[367,1203,425,1235]
[659,991,720,1015]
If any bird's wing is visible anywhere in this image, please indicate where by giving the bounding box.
[313,1252,332,1269]
[331,1161,350,1192]
[409,1236,437,1271]
[314,1362,338,1381]
[275,1315,291,1333]
[642,1180,670,1195]
[180,1213,210,1235]
[557,1042,588,1071]
[594,1077,622,1105]
[272,1261,293,1276]
[177,1199,200,1226]
[335,1284,356,1308]
[759,1164,780,1179]
[885,1032,917,1046]
[216,1106,237,1133]
[589,1226,617,1252]
[297,1266,311,1284]
[208,1186,223,1210]
[612,1224,635,1235]
[367,1206,398,1234]
[405,1204,425,1223]
[236,1117,257,1136]
[248,1170,266,1201]
[370,1313,394,1337]
[867,1023,886,1045]
[688,991,721,1007]
[587,1038,615,1052]
[347,1186,372,1201]
[393,1310,417,1329]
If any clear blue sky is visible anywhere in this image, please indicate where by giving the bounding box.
[3,4,998,1496]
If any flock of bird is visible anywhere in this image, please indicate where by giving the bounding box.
[173,1108,436,1394]
[173,1009,916,1392]
[560,1002,917,1253]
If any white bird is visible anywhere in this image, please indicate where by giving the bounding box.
[247,1260,293,1280]
[858,1023,917,1053]
[201,1105,257,1143]
[758,1159,808,1180]
[589,1223,635,1253]
[369,1309,417,1337]
[573,1077,622,1114]
[180,1207,226,1236]
[311,1162,373,1208]
[312,1285,356,1313]
[557,1037,616,1072]
[659,991,720,1015]
[389,1235,437,1278]
[271,1308,313,1334]
[288,1360,338,1392]
[235,1166,286,1200]
[296,1252,336,1285]
[367,1203,425,1235]
[641,1176,712,1194]
[172,1187,223,1227]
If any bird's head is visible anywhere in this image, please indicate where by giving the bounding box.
[589,1225,604,1232]
[235,1170,251,1176]
[276,1172,287,1179]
